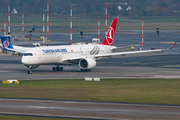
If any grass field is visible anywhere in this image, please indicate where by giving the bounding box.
[1,18,180,30]
[0,115,80,120]
[1,79,180,105]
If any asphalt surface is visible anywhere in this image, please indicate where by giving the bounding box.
[0,98,180,120]
[0,30,180,119]
[0,30,180,80]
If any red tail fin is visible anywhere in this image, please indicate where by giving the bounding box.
[102,18,118,46]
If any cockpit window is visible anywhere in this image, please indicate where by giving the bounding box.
[23,53,33,56]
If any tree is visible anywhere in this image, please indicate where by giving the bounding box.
[159,2,169,8]
[161,7,168,15]
[95,5,100,11]
[87,6,93,15]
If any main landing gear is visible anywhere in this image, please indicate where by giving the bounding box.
[53,66,63,72]
[80,69,91,72]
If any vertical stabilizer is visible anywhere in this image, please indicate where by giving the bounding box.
[102,18,118,46]
[0,36,13,49]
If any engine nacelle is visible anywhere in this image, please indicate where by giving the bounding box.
[79,58,96,70]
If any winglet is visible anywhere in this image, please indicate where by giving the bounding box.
[167,41,177,50]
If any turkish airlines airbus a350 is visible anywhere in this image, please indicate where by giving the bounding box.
[0,18,177,74]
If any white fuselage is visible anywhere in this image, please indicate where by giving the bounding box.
[21,43,116,66]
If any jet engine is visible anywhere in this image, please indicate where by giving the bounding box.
[79,58,96,70]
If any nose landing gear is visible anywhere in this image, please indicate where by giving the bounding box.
[53,66,63,72]
[27,66,32,74]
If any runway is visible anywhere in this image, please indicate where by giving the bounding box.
[0,98,180,120]
[0,30,180,119]
[0,52,180,80]
[0,30,180,80]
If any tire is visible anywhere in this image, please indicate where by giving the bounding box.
[53,67,56,71]
[27,70,32,74]
[60,67,63,71]
[56,67,60,71]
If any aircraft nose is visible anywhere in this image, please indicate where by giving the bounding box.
[21,56,29,65]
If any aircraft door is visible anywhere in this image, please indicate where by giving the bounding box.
[37,50,41,59]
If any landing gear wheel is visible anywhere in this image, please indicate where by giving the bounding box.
[60,67,63,71]
[56,66,60,71]
[27,69,32,74]
[53,67,56,71]
[80,69,91,72]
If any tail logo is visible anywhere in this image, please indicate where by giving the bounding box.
[3,40,9,48]
[106,27,114,45]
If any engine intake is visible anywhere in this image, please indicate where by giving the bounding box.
[79,58,96,70]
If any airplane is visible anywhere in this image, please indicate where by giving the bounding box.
[0,18,177,74]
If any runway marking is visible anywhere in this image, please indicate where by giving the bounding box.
[0,70,12,72]
[3,66,24,68]
[158,71,180,73]
[25,105,180,115]
[160,41,179,44]
[97,62,106,64]
[159,65,180,68]
[123,61,149,65]
[30,72,83,75]
[95,73,115,75]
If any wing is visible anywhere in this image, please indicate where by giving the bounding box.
[95,42,177,58]
[111,44,140,51]
[62,42,177,62]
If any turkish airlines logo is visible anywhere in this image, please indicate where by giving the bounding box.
[3,40,9,48]
[106,27,114,45]
[90,46,100,55]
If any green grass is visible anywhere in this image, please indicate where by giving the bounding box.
[1,79,180,105]
[0,115,80,120]
[1,18,180,30]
